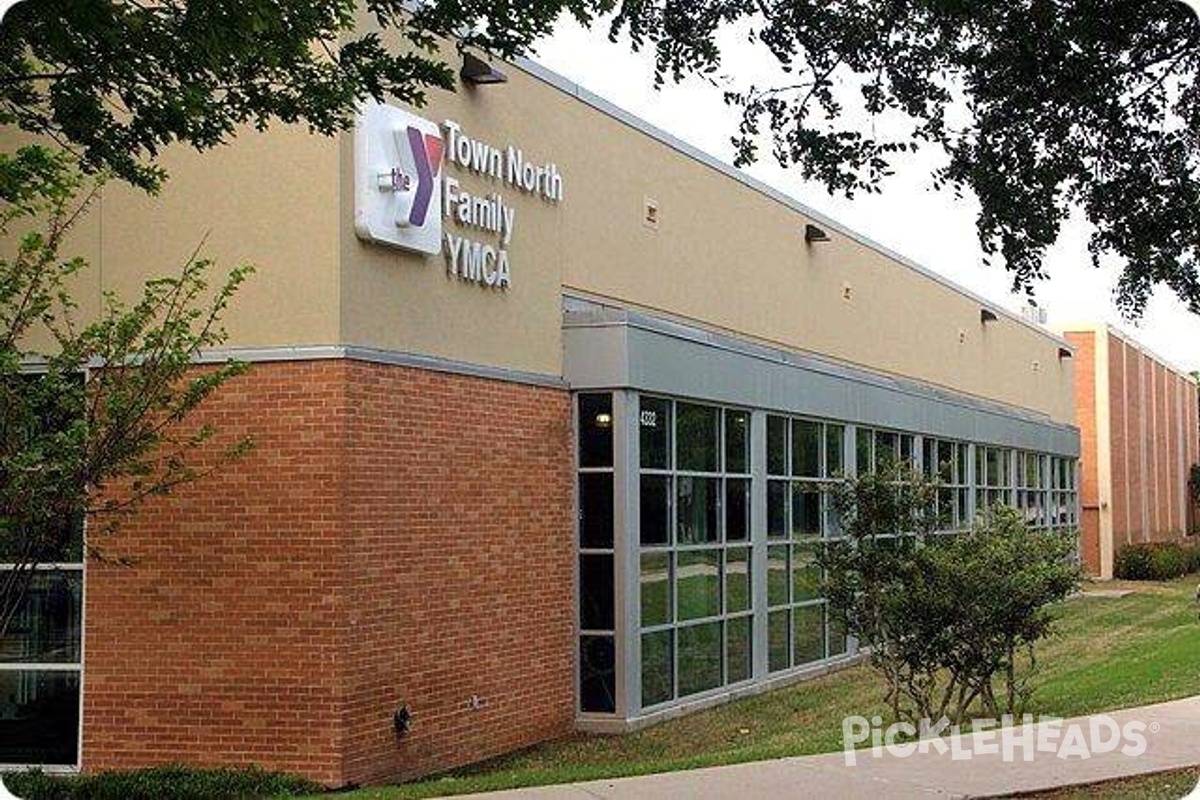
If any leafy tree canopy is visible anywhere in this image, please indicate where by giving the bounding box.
[609,0,1200,317]
[2,1,1196,315]
[0,0,607,192]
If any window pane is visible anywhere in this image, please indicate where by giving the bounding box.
[578,394,613,468]
[0,670,80,765]
[677,549,721,620]
[678,622,722,697]
[579,472,614,549]
[640,552,671,627]
[767,480,788,539]
[938,441,955,482]
[899,435,914,466]
[767,545,789,607]
[791,543,821,603]
[640,474,671,546]
[725,547,751,613]
[727,615,752,684]
[767,415,788,476]
[826,425,844,477]
[792,484,821,538]
[856,428,873,473]
[579,635,616,713]
[0,571,82,664]
[768,609,790,672]
[725,410,749,474]
[828,611,848,658]
[639,397,671,469]
[677,403,720,473]
[579,554,614,631]
[937,488,954,529]
[875,431,898,467]
[0,516,84,565]
[677,477,719,545]
[724,478,750,542]
[793,604,826,666]
[641,630,673,707]
[956,444,970,484]
[792,420,821,478]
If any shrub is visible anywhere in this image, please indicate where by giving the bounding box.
[820,465,1081,726]
[1113,541,1199,581]
[1,765,321,800]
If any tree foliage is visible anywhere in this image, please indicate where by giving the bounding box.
[0,145,252,635]
[0,0,611,192]
[819,464,1081,725]
[609,1,1200,317]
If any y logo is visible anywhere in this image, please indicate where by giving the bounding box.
[355,103,445,254]
[397,126,444,228]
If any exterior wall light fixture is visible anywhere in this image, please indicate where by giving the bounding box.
[1058,347,1073,360]
[980,309,999,324]
[461,52,508,85]
[393,705,412,735]
[804,223,830,243]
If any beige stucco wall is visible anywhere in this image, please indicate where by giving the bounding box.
[7,51,1075,425]
[335,59,1075,424]
[5,124,342,352]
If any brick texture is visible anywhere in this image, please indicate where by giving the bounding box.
[1068,330,1200,577]
[82,359,574,787]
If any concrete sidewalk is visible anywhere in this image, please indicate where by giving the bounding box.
[463,696,1200,799]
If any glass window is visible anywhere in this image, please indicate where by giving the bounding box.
[641,630,673,707]
[767,480,788,539]
[639,397,672,470]
[677,403,720,473]
[677,549,721,620]
[640,475,671,546]
[579,472,614,549]
[826,425,844,477]
[1,572,83,664]
[640,553,671,627]
[767,415,788,475]
[791,543,820,603]
[726,615,752,684]
[0,671,80,765]
[792,420,821,478]
[579,635,616,713]
[791,485,821,538]
[768,609,790,672]
[856,428,872,473]
[875,430,898,467]
[725,478,750,542]
[579,554,615,631]
[725,409,749,474]
[828,613,848,658]
[677,477,719,545]
[725,547,751,613]
[678,622,722,697]
[793,605,826,666]
[767,545,789,607]
[579,394,613,468]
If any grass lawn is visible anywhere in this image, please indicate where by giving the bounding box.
[1008,767,1200,799]
[340,579,1200,799]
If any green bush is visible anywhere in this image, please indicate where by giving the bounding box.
[1,765,321,800]
[1113,541,1200,581]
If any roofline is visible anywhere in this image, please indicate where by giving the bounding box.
[511,55,1074,352]
[1059,322,1198,380]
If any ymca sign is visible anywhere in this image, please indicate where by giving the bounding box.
[354,102,565,290]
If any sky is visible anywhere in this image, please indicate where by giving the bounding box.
[532,16,1200,374]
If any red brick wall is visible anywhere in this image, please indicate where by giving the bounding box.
[337,361,575,786]
[83,361,349,785]
[82,359,575,787]
[1108,337,1128,543]
[1066,331,1100,574]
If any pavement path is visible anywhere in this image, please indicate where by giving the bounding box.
[462,696,1200,799]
